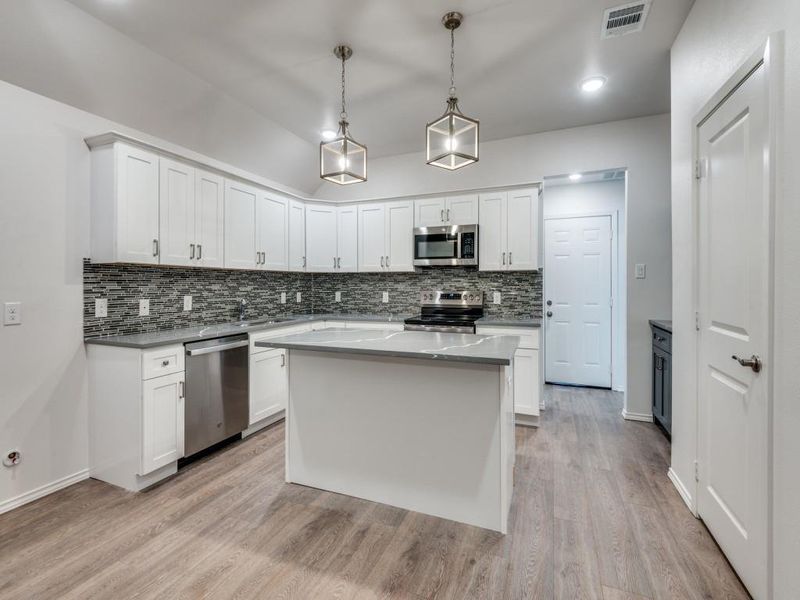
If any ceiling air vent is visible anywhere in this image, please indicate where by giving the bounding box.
[601,1,651,38]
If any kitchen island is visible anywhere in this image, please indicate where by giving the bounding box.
[256,328,518,533]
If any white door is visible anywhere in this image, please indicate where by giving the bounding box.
[158,158,195,266]
[116,143,160,264]
[224,180,257,270]
[544,216,612,387]
[479,192,507,271]
[305,205,337,272]
[507,188,539,270]
[336,206,358,272]
[386,201,414,272]
[140,372,184,475]
[446,194,479,225]
[258,192,289,271]
[249,349,288,425]
[358,203,386,272]
[195,169,225,268]
[288,199,306,271]
[414,197,447,227]
[696,60,770,600]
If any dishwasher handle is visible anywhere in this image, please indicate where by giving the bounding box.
[186,339,249,356]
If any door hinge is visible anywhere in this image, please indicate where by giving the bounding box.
[610,296,614,307]
[694,460,700,482]
[695,311,700,331]
[695,158,708,180]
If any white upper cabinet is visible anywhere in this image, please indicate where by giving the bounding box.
[90,141,160,264]
[445,194,479,225]
[288,199,306,271]
[224,179,258,270]
[385,201,414,271]
[194,169,225,268]
[159,158,195,267]
[358,201,414,272]
[414,197,447,227]
[258,192,289,271]
[336,206,358,272]
[306,204,337,272]
[358,203,386,272]
[479,187,539,271]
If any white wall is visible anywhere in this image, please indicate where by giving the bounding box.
[0,0,319,196]
[317,114,671,420]
[543,179,627,392]
[670,0,800,597]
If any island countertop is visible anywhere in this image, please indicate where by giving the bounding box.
[255,328,520,366]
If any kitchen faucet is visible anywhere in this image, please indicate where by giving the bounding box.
[239,299,248,321]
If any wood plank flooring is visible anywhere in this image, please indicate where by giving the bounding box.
[0,386,750,599]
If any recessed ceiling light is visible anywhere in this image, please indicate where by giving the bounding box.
[580,76,607,92]
[569,173,583,181]
[320,129,337,141]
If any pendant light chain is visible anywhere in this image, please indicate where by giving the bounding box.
[449,27,456,99]
[340,53,347,122]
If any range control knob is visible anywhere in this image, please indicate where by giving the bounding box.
[461,293,466,300]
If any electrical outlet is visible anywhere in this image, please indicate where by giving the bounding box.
[335,291,342,303]
[296,292,302,303]
[139,299,150,316]
[493,292,501,305]
[3,302,21,326]
[280,292,286,304]
[382,291,389,303]
[95,298,108,318]
[635,263,647,279]
[183,295,192,311]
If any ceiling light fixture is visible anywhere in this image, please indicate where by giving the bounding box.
[426,12,479,170]
[320,45,367,185]
[569,173,583,181]
[581,76,607,92]
[320,129,337,141]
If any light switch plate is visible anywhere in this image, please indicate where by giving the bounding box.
[95,298,108,318]
[635,264,647,279]
[296,292,302,303]
[139,299,150,316]
[382,292,389,303]
[3,302,21,326]
[183,295,192,311]
[280,292,286,304]
[335,291,342,303]
[493,292,501,305]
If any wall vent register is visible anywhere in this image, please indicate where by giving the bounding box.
[601,1,651,38]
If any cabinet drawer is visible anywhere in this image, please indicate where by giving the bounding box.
[250,323,312,354]
[475,326,539,349]
[652,328,671,353]
[141,345,185,380]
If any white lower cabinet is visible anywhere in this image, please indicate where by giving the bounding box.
[249,349,288,425]
[141,371,185,474]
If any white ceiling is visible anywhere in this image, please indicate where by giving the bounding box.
[65,0,693,158]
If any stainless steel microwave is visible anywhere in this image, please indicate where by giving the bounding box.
[413,224,478,267]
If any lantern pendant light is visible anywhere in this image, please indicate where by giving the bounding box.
[426,12,479,170]
[320,45,367,184]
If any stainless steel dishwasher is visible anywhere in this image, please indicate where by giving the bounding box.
[184,334,249,458]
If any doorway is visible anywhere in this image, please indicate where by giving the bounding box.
[542,171,626,390]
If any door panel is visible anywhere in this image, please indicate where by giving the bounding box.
[697,61,769,599]
[195,169,224,268]
[414,197,446,227]
[506,188,539,270]
[478,192,506,271]
[336,206,358,272]
[544,216,612,387]
[386,201,414,271]
[140,372,183,475]
[250,349,288,425]
[288,199,306,271]
[305,205,337,272]
[358,203,386,272]
[117,144,160,264]
[159,158,195,266]
[446,194,479,225]
[224,180,257,269]
[259,193,289,271]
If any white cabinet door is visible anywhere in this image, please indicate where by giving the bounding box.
[507,188,539,271]
[337,206,358,272]
[414,197,446,227]
[140,372,184,475]
[306,205,337,272]
[159,158,195,267]
[116,143,160,264]
[288,199,306,271]
[249,349,288,425]
[513,348,540,418]
[358,203,386,272]
[195,169,225,268]
[386,201,414,272]
[258,192,289,271]
[224,180,258,270]
[479,191,507,271]
[446,194,479,225]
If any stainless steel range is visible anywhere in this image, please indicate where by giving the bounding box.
[404,290,484,334]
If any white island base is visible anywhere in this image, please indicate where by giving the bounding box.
[285,349,515,533]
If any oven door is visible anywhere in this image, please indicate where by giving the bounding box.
[413,225,478,266]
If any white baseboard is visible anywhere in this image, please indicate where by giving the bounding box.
[621,409,654,422]
[667,467,696,514]
[515,413,539,428]
[242,410,285,438]
[0,469,89,515]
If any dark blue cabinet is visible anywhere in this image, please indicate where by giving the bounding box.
[650,321,672,438]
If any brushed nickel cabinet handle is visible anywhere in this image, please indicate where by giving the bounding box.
[302,256,306,267]
[509,252,513,265]
[179,381,185,399]
[386,255,390,268]
[380,256,384,268]
[333,256,337,269]
[447,208,450,222]
[161,359,169,367]
[281,354,286,367]
[190,243,195,259]
[153,239,159,257]
[337,257,341,268]
[502,252,506,265]
[441,209,445,222]
[197,244,202,260]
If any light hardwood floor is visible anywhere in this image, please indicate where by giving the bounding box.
[0,386,750,599]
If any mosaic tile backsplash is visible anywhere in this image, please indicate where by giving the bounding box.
[83,259,542,338]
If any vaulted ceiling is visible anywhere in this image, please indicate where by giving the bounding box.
[65,0,693,158]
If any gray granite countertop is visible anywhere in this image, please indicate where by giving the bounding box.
[649,319,672,333]
[255,328,520,366]
[475,317,541,328]
[84,313,412,349]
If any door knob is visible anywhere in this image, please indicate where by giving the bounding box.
[546,311,553,318]
[546,300,552,306]
[732,354,762,373]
